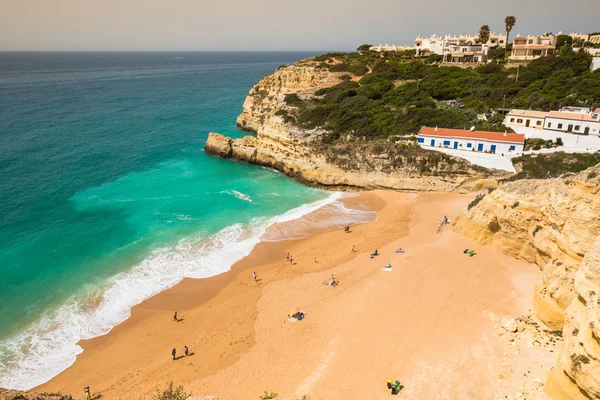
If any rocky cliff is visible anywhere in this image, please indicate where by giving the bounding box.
[206,58,496,191]
[453,165,600,399]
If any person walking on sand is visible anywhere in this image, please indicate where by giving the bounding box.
[172,348,176,361]
[173,311,178,322]
[252,271,257,282]
[183,345,189,356]
[352,245,355,252]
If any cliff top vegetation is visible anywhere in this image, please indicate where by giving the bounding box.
[286,48,599,143]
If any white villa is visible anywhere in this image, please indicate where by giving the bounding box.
[510,34,556,61]
[369,44,414,52]
[447,43,488,63]
[504,107,600,136]
[505,109,548,130]
[417,126,525,154]
[414,33,505,57]
[544,108,600,136]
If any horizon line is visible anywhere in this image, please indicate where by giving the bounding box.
[0,49,350,53]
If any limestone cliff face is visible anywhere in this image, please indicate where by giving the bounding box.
[208,58,494,191]
[453,166,600,399]
[205,132,478,191]
[556,236,600,399]
[236,63,335,142]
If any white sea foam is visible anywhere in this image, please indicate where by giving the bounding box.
[219,190,253,203]
[0,191,372,390]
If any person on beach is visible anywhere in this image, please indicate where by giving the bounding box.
[183,345,189,356]
[253,271,257,281]
[173,311,178,322]
[172,348,176,361]
[289,256,293,264]
[314,257,317,263]
[286,253,290,261]
[352,245,355,252]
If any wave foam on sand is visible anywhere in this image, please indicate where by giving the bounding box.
[0,192,374,390]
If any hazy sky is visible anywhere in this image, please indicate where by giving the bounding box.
[1,0,598,51]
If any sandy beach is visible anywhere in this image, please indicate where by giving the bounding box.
[37,191,551,399]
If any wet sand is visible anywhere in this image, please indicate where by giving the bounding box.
[37,191,546,399]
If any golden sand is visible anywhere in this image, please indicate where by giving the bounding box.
[37,191,546,399]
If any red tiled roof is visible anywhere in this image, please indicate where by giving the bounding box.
[418,126,525,144]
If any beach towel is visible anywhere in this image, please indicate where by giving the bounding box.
[382,268,392,271]
[395,249,405,254]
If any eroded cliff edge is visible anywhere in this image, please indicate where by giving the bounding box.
[205,59,499,191]
[453,166,600,399]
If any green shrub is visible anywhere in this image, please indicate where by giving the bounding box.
[467,194,485,210]
[284,93,303,107]
[152,382,191,400]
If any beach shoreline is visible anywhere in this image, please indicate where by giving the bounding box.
[36,190,551,399]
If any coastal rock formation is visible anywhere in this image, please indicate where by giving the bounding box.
[453,165,600,399]
[0,389,72,400]
[236,63,335,141]
[207,58,496,190]
[206,132,478,191]
[553,236,600,399]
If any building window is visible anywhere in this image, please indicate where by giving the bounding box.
[528,39,533,44]
[547,122,551,128]
[509,145,516,151]
[533,50,542,56]
[536,121,542,126]
[467,143,472,148]
[417,138,424,143]
[500,40,504,44]
[443,140,451,147]
[510,118,515,122]
[575,125,580,131]
[517,119,523,123]
[558,123,563,129]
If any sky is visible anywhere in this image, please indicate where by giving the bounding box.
[1,0,598,51]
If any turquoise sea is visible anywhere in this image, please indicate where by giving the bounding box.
[0,52,344,389]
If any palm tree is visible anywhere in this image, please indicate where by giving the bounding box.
[479,25,491,45]
[505,16,517,46]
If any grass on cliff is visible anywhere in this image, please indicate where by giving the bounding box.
[289,48,599,141]
[311,138,487,175]
[507,151,600,181]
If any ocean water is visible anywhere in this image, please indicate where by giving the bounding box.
[0,52,365,389]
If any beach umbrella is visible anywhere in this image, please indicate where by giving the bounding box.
[288,308,299,316]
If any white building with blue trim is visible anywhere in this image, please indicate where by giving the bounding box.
[417,126,525,154]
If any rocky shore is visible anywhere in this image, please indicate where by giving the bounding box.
[454,165,600,399]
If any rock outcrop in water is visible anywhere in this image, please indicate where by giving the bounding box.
[205,60,496,191]
[453,165,600,399]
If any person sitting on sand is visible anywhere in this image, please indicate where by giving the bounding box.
[293,311,305,320]
[173,312,178,322]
